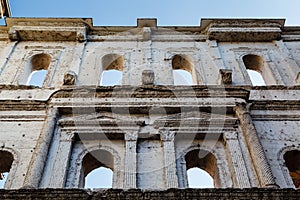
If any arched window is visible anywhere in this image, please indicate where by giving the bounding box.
[242,54,266,86]
[0,151,14,189]
[172,54,195,85]
[185,149,219,188]
[100,54,124,86]
[85,167,113,189]
[21,53,51,87]
[187,167,214,188]
[284,150,300,188]
[26,69,48,86]
[81,150,114,189]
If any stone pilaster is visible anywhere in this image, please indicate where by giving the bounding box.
[23,107,59,188]
[161,129,178,188]
[234,103,278,188]
[48,131,74,188]
[124,131,138,189]
[274,40,300,85]
[224,131,251,188]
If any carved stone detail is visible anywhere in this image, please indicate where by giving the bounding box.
[224,131,251,188]
[234,103,278,188]
[160,129,175,142]
[124,131,138,189]
[63,71,77,86]
[23,107,59,188]
[218,69,232,85]
[142,70,155,85]
[161,129,178,188]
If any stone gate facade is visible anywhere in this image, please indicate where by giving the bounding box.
[0,13,299,199]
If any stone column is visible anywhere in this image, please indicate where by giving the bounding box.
[223,131,251,188]
[161,130,179,188]
[124,131,138,189]
[23,107,59,188]
[48,131,74,188]
[234,103,278,188]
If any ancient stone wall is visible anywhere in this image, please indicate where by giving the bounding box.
[0,18,299,192]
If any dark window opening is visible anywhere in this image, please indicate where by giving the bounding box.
[0,151,14,189]
[284,150,300,188]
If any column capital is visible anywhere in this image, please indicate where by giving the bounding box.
[223,131,238,141]
[160,129,175,141]
[59,131,75,142]
[234,102,253,115]
[125,131,138,141]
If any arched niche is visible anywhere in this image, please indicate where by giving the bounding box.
[22,53,51,87]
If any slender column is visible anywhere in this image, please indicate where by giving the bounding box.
[234,103,278,188]
[161,130,178,188]
[124,131,138,189]
[48,131,74,188]
[23,107,59,188]
[223,132,251,188]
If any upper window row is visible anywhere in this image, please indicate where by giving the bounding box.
[22,53,267,87]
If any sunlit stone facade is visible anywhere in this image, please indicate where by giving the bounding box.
[0,15,299,199]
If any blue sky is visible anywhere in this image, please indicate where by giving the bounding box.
[8,0,300,26]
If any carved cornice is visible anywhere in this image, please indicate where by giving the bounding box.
[0,100,46,111]
[52,85,250,99]
[201,19,285,42]
[5,18,91,41]
[2,18,300,43]
[251,100,300,111]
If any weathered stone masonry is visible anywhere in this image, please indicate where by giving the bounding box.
[0,15,300,199]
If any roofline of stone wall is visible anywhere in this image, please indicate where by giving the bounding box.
[0,17,298,42]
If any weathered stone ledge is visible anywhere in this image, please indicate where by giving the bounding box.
[0,188,299,200]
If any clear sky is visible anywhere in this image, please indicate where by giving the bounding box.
[8,0,300,26]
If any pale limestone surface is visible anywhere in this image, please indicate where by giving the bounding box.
[0,18,299,190]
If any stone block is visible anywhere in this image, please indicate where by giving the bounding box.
[142,70,155,85]
[218,69,232,85]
